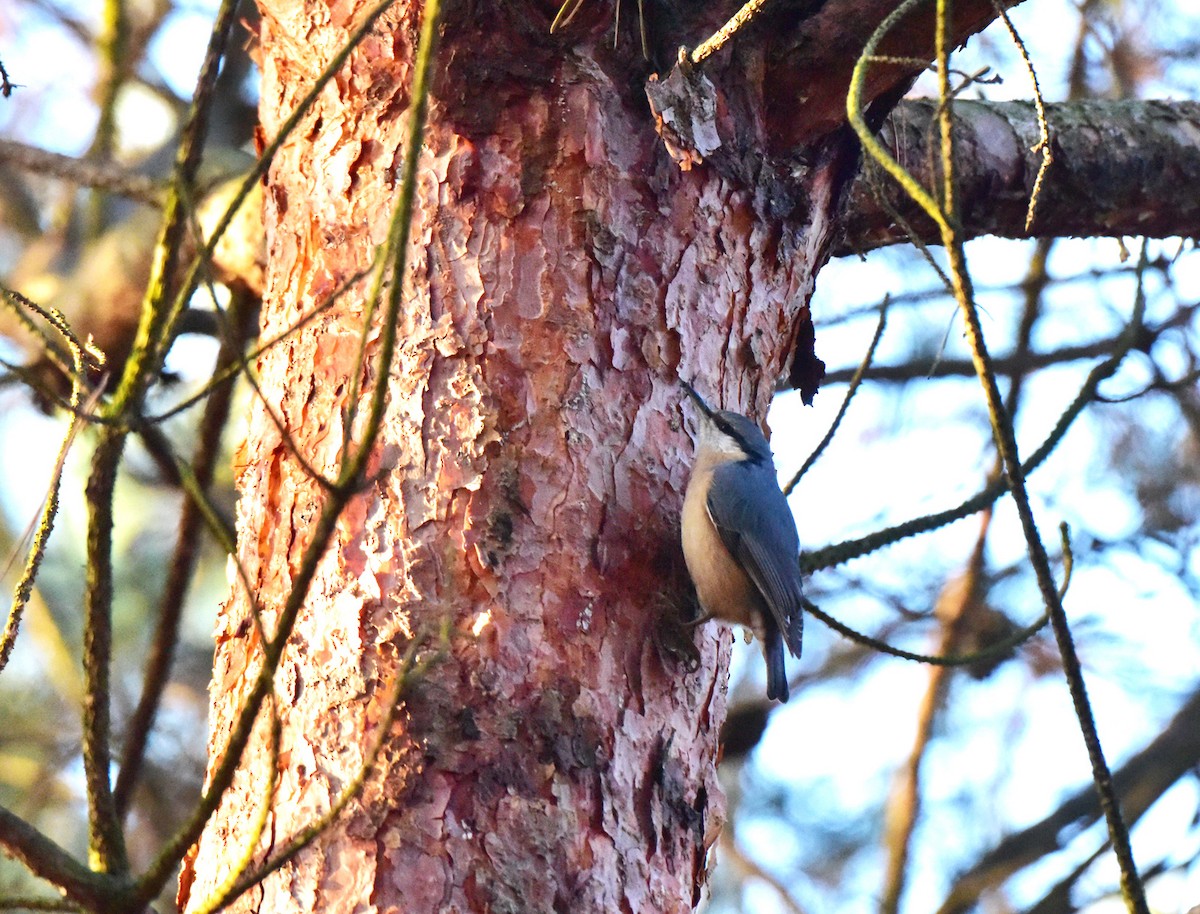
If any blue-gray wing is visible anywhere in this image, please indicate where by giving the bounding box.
[706,459,805,658]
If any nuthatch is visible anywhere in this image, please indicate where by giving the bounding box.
[680,382,804,702]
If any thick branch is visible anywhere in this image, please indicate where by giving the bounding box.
[759,0,1025,149]
[646,0,1025,203]
[839,99,1200,253]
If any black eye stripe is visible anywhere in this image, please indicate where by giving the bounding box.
[713,416,754,455]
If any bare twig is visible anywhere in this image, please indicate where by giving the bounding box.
[0,140,162,204]
[80,0,242,881]
[689,0,776,65]
[1,302,101,675]
[0,58,19,97]
[784,298,887,495]
[113,286,258,816]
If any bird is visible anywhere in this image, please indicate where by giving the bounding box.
[679,381,804,702]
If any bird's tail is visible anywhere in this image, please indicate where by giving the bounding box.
[764,628,790,702]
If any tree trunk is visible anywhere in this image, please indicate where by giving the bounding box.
[181,2,832,911]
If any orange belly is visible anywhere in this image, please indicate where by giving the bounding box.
[681,468,765,632]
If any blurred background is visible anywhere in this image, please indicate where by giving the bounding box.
[0,1,1197,912]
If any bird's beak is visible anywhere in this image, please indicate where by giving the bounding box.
[680,379,717,421]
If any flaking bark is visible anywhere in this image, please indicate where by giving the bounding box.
[183,2,834,911]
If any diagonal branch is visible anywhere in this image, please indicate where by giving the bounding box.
[0,805,133,913]
[937,686,1200,914]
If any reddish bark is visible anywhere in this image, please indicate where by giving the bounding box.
[182,1,1004,911]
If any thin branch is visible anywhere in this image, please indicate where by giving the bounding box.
[113,286,257,816]
[188,701,281,914]
[146,267,368,424]
[1,331,99,675]
[0,140,163,205]
[783,298,887,495]
[689,0,775,66]
[337,0,442,493]
[79,0,242,879]
[88,0,130,193]
[990,1,1052,231]
[937,684,1200,914]
[819,331,1147,384]
[804,595,1050,668]
[803,297,1143,573]
[0,288,79,387]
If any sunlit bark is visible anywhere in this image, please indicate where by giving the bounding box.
[181,2,840,910]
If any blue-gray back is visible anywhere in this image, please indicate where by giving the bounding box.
[706,457,804,655]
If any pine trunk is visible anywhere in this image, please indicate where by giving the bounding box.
[183,2,830,910]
